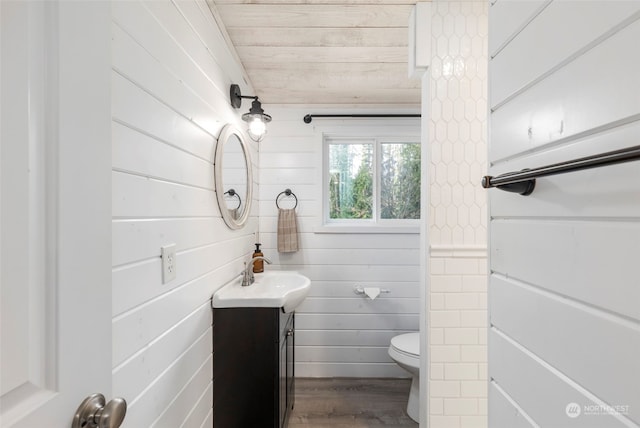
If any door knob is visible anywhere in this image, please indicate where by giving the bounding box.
[72,393,127,428]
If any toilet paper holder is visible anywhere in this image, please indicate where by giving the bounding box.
[353,286,390,296]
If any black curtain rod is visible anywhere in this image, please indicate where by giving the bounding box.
[303,114,420,123]
[482,144,640,196]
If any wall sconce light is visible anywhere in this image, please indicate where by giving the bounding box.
[230,84,271,142]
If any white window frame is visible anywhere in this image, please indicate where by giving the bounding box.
[320,134,421,233]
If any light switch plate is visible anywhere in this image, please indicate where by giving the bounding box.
[161,244,177,284]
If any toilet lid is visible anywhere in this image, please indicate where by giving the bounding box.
[390,332,419,356]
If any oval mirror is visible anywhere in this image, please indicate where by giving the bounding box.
[214,124,253,229]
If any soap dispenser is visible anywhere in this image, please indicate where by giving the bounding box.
[252,243,264,273]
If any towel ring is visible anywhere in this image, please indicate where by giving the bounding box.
[224,189,242,210]
[276,188,298,209]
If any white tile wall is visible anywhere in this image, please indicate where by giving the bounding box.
[429,1,488,248]
[427,2,489,427]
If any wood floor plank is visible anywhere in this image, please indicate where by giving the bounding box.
[289,378,418,427]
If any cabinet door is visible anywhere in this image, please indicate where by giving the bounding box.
[279,336,287,427]
[279,312,294,427]
[213,307,279,428]
[286,313,295,415]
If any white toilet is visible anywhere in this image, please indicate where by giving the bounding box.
[388,332,420,423]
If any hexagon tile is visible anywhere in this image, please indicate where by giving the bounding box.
[429,1,488,248]
[427,3,489,428]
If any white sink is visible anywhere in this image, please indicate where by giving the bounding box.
[212,271,311,313]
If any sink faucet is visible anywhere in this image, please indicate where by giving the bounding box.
[241,256,272,286]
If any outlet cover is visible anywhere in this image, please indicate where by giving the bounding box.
[161,244,177,284]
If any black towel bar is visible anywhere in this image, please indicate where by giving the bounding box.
[482,144,640,196]
[276,189,298,209]
[303,114,420,123]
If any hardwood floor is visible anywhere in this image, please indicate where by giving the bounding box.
[289,378,419,428]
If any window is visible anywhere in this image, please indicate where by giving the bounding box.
[324,137,421,226]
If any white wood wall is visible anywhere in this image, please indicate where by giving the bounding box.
[488,1,640,427]
[111,1,257,426]
[261,107,421,377]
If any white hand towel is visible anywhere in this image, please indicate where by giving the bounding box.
[277,208,299,253]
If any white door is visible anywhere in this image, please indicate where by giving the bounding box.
[1,1,114,427]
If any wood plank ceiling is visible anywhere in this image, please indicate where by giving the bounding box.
[207,0,422,105]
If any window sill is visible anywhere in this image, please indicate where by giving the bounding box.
[313,224,420,234]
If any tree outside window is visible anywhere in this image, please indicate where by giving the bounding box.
[380,143,421,220]
[327,138,420,223]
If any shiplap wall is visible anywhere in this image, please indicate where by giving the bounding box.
[489,1,640,427]
[260,107,420,377]
[110,1,257,426]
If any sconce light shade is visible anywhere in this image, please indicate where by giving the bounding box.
[230,84,271,142]
[242,98,272,138]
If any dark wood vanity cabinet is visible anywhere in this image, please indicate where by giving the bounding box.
[212,307,295,428]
